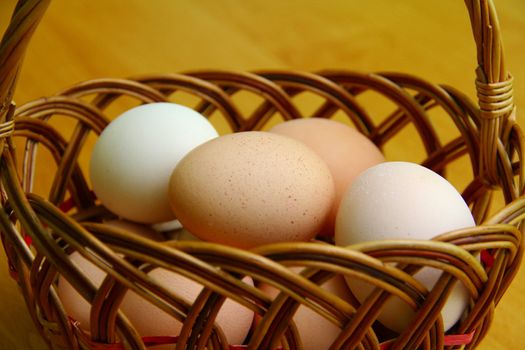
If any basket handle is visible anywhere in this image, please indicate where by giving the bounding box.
[0,0,50,120]
[0,0,515,184]
[463,0,515,185]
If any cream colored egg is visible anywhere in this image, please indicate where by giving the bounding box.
[257,270,352,350]
[335,161,475,333]
[169,131,335,248]
[270,118,384,236]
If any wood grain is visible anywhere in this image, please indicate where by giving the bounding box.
[0,1,524,349]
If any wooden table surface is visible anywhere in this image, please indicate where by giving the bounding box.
[0,1,524,349]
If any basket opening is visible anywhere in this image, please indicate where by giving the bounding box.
[207,109,235,135]
[164,89,237,135]
[78,131,97,185]
[381,123,426,164]
[92,95,144,121]
[259,112,285,132]
[227,89,267,121]
[352,89,399,127]
[43,114,80,143]
[418,98,463,146]
[165,89,204,110]
[12,135,58,198]
[289,91,329,119]
[488,189,507,218]
[442,154,474,196]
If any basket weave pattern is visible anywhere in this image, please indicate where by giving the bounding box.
[0,1,523,350]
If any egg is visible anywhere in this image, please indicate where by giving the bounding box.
[57,254,254,347]
[58,251,106,329]
[335,161,474,333]
[169,131,335,248]
[257,269,353,350]
[57,220,165,329]
[119,269,254,348]
[90,102,218,224]
[270,118,384,236]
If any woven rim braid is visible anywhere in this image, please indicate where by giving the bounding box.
[0,1,523,350]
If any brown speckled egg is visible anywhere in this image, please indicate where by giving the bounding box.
[168,131,335,248]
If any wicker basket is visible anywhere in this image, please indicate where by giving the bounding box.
[0,1,523,349]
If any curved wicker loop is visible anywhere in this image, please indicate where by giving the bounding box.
[251,241,481,350]
[12,117,94,212]
[254,70,376,135]
[132,74,246,131]
[317,71,441,148]
[185,70,304,130]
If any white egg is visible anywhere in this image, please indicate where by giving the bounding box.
[335,161,475,333]
[90,102,218,224]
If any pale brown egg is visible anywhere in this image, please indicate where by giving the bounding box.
[57,253,254,348]
[120,268,254,348]
[256,268,353,350]
[169,131,335,248]
[57,251,106,329]
[270,118,384,236]
[57,219,163,328]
